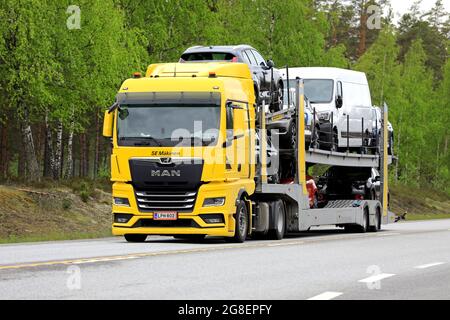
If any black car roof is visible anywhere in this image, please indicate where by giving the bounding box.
[182,45,255,54]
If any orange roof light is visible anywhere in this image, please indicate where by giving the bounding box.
[133,72,142,79]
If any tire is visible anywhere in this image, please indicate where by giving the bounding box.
[270,83,283,113]
[228,200,248,243]
[359,207,369,233]
[268,200,286,240]
[282,121,296,149]
[124,234,147,243]
[370,208,381,232]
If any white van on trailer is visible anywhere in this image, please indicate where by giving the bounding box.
[281,67,374,152]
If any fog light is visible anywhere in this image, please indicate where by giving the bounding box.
[114,213,133,223]
[114,197,130,207]
[203,197,225,207]
[200,214,225,224]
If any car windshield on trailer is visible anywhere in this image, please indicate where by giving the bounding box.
[181,52,237,62]
[283,79,334,104]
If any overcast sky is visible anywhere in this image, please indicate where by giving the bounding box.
[390,0,450,22]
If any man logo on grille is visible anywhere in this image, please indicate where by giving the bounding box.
[159,158,173,165]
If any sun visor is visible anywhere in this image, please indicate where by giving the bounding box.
[116,92,221,105]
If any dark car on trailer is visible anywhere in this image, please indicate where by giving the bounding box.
[316,166,381,207]
[180,45,284,112]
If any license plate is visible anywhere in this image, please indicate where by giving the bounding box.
[153,211,178,220]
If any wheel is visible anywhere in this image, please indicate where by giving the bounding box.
[268,200,286,240]
[359,207,369,233]
[173,235,206,241]
[282,121,296,149]
[370,208,381,232]
[228,200,248,243]
[270,83,283,113]
[124,234,147,243]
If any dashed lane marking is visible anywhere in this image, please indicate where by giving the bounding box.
[414,262,445,269]
[307,292,343,300]
[358,273,395,283]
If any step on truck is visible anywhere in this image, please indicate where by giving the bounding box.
[102,62,394,243]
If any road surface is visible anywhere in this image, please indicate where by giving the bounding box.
[0,219,450,300]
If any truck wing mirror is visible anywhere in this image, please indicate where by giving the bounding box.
[336,96,343,109]
[103,110,114,138]
[266,60,275,69]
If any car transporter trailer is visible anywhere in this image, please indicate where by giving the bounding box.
[251,79,395,235]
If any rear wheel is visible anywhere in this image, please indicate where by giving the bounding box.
[268,200,286,240]
[370,208,381,232]
[124,234,147,243]
[359,207,369,233]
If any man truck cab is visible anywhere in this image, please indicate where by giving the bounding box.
[281,67,374,152]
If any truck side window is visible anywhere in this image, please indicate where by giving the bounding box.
[226,105,234,132]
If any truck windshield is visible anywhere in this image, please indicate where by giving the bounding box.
[284,79,334,104]
[117,104,221,147]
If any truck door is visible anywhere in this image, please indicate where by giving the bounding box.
[224,103,239,180]
[232,102,250,179]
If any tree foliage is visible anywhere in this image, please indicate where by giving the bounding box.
[0,0,447,194]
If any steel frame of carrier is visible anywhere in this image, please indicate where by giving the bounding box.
[252,79,395,235]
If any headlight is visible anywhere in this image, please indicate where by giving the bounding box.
[203,197,226,207]
[114,197,130,207]
[318,112,330,121]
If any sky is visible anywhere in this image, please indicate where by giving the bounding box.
[390,0,450,23]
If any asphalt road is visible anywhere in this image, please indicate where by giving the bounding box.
[0,219,450,300]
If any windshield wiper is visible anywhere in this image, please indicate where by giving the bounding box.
[120,136,162,147]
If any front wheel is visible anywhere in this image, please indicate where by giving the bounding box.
[228,200,248,243]
[124,234,147,243]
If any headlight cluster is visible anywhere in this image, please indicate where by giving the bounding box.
[202,197,225,207]
[318,112,331,121]
[113,197,130,207]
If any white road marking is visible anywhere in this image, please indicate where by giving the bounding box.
[414,262,445,269]
[358,273,395,283]
[267,241,304,247]
[377,232,400,237]
[307,291,343,300]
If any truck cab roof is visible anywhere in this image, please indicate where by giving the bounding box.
[145,62,252,80]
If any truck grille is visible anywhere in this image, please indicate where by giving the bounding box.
[135,190,198,212]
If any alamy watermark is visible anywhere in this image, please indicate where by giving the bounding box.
[66,5,81,30]
[66,265,82,290]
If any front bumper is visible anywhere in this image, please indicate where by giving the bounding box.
[111,180,253,237]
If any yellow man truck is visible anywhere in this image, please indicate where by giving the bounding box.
[103,62,393,243]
